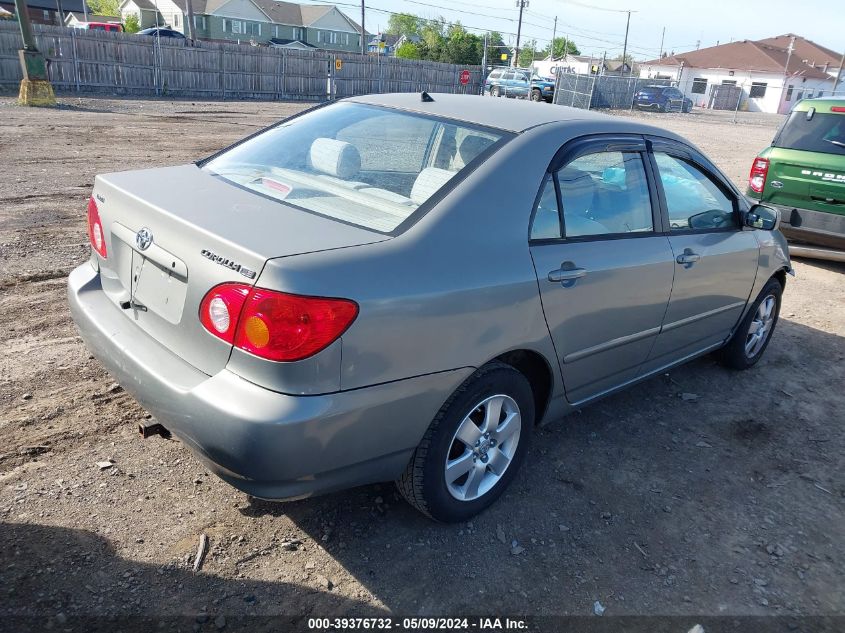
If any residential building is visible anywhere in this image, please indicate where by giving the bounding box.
[119,0,365,51]
[639,35,842,114]
[0,0,87,26]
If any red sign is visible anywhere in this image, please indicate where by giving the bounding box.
[459,70,470,85]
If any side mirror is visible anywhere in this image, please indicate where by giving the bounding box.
[744,204,780,231]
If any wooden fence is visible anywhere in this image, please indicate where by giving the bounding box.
[0,22,483,100]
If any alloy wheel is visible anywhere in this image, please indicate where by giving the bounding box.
[745,295,776,358]
[444,394,522,501]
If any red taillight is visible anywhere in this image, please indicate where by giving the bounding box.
[200,284,358,362]
[199,283,251,344]
[831,106,845,113]
[86,197,107,258]
[748,157,769,194]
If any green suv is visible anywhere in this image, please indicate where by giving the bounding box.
[747,97,845,256]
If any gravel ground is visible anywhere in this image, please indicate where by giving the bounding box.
[1,97,843,625]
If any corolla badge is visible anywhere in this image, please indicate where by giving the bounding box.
[135,227,154,251]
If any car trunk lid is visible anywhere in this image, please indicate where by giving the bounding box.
[91,164,387,376]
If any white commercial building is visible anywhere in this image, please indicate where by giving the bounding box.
[639,35,842,114]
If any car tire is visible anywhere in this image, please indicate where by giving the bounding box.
[531,89,542,102]
[397,361,534,522]
[492,85,502,97]
[718,277,783,370]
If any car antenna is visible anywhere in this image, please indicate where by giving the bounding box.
[421,92,435,102]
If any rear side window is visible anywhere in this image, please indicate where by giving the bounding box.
[775,111,845,155]
[529,151,653,239]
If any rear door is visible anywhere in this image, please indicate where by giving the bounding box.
[529,136,675,404]
[641,139,759,372]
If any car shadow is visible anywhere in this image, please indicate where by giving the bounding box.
[240,317,844,616]
[0,521,383,631]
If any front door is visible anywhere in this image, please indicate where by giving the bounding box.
[529,139,675,404]
[642,144,759,372]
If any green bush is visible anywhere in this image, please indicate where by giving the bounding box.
[124,14,140,33]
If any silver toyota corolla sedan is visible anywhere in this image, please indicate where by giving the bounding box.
[69,93,791,522]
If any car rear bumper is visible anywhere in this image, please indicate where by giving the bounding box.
[68,263,471,500]
[772,204,845,250]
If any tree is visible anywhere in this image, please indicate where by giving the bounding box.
[87,0,121,16]
[123,14,140,33]
[386,13,421,37]
[395,41,421,60]
[542,37,579,59]
[612,52,634,66]
[518,39,540,68]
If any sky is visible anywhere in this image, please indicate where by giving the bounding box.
[321,0,843,61]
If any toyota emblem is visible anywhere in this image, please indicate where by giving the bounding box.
[135,227,153,251]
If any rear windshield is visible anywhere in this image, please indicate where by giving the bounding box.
[203,103,508,233]
[774,111,845,155]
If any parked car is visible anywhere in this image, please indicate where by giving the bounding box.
[69,93,790,522]
[529,74,555,103]
[485,68,529,98]
[138,27,186,39]
[73,21,124,32]
[485,68,555,102]
[747,96,845,259]
[634,85,692,112]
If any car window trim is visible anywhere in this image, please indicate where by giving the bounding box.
[529,134,663,244]
[645,137,743,234]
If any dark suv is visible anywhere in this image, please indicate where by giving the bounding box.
[634,85,692,113]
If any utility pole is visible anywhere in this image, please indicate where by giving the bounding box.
[360,0,366,55]
[550,16,557,59]
[831,48,844,95]
[620,9,630,76]
[13,0,55,105]
[658,26,665,59]
[514,0,528,67]
[185,0,196,41]
[481,32,488,92]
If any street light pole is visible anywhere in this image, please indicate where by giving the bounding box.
[832,49,845,95]
[13,0,55,106]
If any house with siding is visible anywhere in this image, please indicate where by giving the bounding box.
[639,35,842,114]
[0,0,87,26]
[119,0,365,51]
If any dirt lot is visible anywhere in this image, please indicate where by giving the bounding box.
[1,97,843,625]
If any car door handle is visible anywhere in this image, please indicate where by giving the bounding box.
[548,267,587,284]
[676,252,700,265]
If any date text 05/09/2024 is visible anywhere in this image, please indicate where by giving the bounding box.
[307,617,528,630]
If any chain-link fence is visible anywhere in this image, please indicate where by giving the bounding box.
[549,69,844,116]
[551,72,672,110]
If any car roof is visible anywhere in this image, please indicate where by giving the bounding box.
[346,92,623,133]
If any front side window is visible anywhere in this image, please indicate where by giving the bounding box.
[654,153,736,231]
[203,103,507,233]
